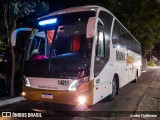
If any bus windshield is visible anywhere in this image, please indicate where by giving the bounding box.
[51,23,91,56]
[25,11,95,78]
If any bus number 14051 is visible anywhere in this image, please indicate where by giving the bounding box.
[58,80,69,85]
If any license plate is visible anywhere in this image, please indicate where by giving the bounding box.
[41,93,53,99]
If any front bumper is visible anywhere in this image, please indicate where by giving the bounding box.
[22,80,94,106]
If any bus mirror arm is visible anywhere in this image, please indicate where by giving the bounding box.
[98,19,104,27]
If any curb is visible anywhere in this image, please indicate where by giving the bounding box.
[0,97,26,107]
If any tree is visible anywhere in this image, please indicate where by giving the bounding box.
[114,0,160,57]
[0,0,49,96]
[0,22,7,51]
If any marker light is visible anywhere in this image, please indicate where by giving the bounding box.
[78,96,86,105]
[38,18,57,26]
[90,9,96,11]
[57,11,66,14]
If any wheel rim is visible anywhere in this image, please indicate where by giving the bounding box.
[112,80,117,97]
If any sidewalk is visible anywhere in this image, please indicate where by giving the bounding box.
[0,96,25,107]
[135,71,160,110]
[130,67,160,120]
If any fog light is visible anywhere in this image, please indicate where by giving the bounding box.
[78,96,86,105]
[22,92,26,96]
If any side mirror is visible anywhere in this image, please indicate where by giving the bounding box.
[11,28,32,46]
[86,17,96,38]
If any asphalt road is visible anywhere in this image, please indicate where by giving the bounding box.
[0,67,160,120]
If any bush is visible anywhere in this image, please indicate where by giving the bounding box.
[148,62,157,67]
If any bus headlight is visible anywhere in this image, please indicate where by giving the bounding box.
[78,96,86,105]
[68,80,79,91]
[24,76,30,87]
[68,77,89,91]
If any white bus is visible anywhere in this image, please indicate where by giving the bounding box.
[11,5,141,106]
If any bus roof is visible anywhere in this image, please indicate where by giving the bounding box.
[38,5,103,19]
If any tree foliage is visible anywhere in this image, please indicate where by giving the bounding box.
[0,0,49,96]
[117,0,160,57]
[9,0,49,16]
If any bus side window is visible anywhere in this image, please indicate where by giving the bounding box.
[96,31,105,57]
[94,10,113,76]
[94,31,105,76]
[112,20,121,48]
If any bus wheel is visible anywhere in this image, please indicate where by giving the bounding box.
[133,70,138,83]
[109,77,118,101]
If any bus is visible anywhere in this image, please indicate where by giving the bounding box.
[11,5,142,106]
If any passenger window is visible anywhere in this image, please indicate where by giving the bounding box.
[112,20,121,48]
[98,10,112,61]
[96,31,105,57]
[94,11,113,76]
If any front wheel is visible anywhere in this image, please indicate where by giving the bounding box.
[108,77,118,101]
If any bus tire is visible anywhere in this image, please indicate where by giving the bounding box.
[108,77,118,101]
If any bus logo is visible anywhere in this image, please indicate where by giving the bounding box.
[2,112,11,117]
